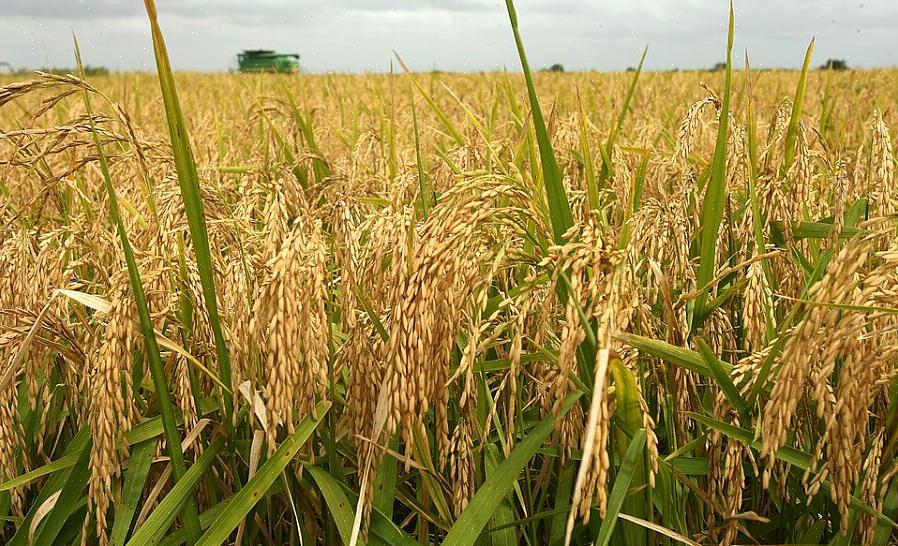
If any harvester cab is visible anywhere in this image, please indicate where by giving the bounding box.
[235,50,300,73]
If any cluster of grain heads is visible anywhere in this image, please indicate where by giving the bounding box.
[544,222,618,459]
[380,179,528,461]
[250,215,329,447]
[84,278,137,546]
[870,110,896,212]
[760,233,898,537]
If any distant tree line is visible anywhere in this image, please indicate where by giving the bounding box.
[705,58,850,71]
[533,59,853,74]
[819,58,848,70]
[540,63,565,73]
[0,65,110,76]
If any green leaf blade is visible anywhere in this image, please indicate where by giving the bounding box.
[443,393,581,546]
[195,402,330,546]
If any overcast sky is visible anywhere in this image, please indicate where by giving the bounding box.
[1,0,895,72]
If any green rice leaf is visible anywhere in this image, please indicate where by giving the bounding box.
[307,466,365,546]
[692,1,734,324]
[195,402,330,546]
[598,46,648,191]
[442,392,581,546]
[143,0,234,428]
[485,444,519,546]
[411,97,433,218]
[783,38,815,172]
[7,430,90,546]
[394,53,465,146]
[504,0,573,244]
[0,453,80,493]
[616,333,731,379]
[596,429,648,546]
[696,338,748,423]
[29,436,91,546]
[125,438,225,546]
[109,439,157,546]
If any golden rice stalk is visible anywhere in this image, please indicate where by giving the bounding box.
[758,98,793,168]
[569,348,613,524]
[343,322,382,453]
[84,280,137,546]
[250,217,329,447]
[829,160,849,249]
[870,110,896,213]
[560,222,658,534]
[742,261,772,353]
[380,180,525,464]
[705,308,737,362]
[674,95,718,164]
[342,203,411,463]
[0,378,24,515]
[553,272,588,459]
[333,201,362,333]
[448,421,475,517]
[786,121,813,215]
[172,352,198,439]
[761,239,870,471]
[543,221,616,459]
[222,257,254,398]
[260,177,290,263]
[629,192,695,309]
[708,353,756,546]
[859,431,884,546]
[504,293,533,450]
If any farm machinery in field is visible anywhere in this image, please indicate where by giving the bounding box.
[235,50,300,73]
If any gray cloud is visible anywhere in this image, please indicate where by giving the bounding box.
[0,0,895,72]
[5,0,138,19]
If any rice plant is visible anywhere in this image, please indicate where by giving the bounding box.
[1,1,897,544]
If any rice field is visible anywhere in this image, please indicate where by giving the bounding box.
[1,2,898,545]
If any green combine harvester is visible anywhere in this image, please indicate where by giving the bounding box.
[236,50,300,73]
